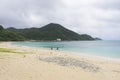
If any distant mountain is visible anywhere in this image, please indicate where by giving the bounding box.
[7,23,96,41]
[94,37,102,40]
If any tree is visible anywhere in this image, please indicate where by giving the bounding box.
[0,25,4,30]
[0,30,26,41]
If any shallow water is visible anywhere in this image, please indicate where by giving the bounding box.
[13,41,120,59]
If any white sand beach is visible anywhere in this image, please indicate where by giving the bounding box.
[0,42,120,80]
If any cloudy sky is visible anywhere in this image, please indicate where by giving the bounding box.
[0,0,120,40]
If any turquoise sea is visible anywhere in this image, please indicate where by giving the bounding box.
[13,41,120,59]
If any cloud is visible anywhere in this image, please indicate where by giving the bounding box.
[96,0,120,10]
[0,0,120,40]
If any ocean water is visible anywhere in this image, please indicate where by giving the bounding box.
[13,41,120,59]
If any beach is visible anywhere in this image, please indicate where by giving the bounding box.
[0,42,120,80]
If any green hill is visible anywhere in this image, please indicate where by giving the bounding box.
[0,30,25,41]
[0,25,25,41]
[7,23,95,41]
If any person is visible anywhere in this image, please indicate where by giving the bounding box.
[57,47,59,50]
[51,47,53,50]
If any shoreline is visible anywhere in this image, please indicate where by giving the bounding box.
[70,51,120,63]
[0,42,120,80]
[12,42,120,63]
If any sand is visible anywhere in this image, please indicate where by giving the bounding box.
[0,42,120,80]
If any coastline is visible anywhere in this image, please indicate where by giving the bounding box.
[0,42,120,80]
[70,51,120,63]
[12,41,120,63]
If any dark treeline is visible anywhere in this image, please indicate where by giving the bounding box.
[0,25,25,41]
[0,23,97,41]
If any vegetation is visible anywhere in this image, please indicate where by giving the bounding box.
[0,48,13,53]
[0,25,25,41]
[0,48,31,54]
[0,23,97,41]
[0,30,25,41]
[0,25,4,30]
[7,23,95,41]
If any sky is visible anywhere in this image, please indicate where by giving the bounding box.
[0,0,120,40]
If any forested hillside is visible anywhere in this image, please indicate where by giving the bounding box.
[0,25,25,41]
[7,23,95,41]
